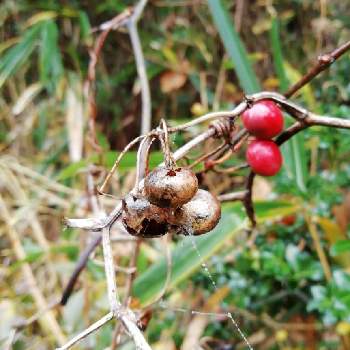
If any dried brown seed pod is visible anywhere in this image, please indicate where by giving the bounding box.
[122,193,177,238]
[175,189,221,235]
[144,166,198,208]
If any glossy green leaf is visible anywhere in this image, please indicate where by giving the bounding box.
[207,0,260,94]
[132,200,300,306]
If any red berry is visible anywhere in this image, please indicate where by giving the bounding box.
[246,140,282,176]
[242,100,284,139]
[281,215,296,226]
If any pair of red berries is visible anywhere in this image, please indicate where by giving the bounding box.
[242,100,283,176]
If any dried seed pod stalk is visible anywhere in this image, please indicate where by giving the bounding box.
[122,193,177,238]
[143,119,199,208]
[175,189,221,235]
[144,166,198,208]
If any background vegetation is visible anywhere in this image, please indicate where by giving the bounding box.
[1,0,350,349]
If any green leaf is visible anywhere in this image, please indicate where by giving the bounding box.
[207,0,260,94]
[39,20,63,91]
[290,134,308,192]
[10,243,78,269]
[132,200,299,306]
[269,16,307,192]
[78,11,91,42]
[0,25,41,89]
[269,17,288,91]
[57,159,89,181]
[331,240,350,256]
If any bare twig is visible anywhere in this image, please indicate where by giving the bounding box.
[96,9,133,32]
[234,0,245,32]
[99,135,145,194]
[60,214,152,349]
[213,54,228,111]
[111,238,141,349]
[188,141,226,169]
[135,136,153,191]
[102,227,120,312]
[218,191,247,202]
[56,312,114,350]
[284,40,350,98]
[86,29,111,150]
[275,121,306,145]
[64,210,122,230]
[243,172,256,227]
[168,109,242,132]
[86,8,134,149]
[61,160,152,349]
[127,0,151,134]
[60,233,102,305]
[213,163,248,174]
[131,0,149,22]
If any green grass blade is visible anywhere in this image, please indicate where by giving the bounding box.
[0,25,41,89]
[207,0,260,94]
[270,17,289,91]
[270,17,307,192]
[39,20,63,91]
[132,200,300,306]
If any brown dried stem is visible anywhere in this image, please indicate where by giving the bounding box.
[60,233,102,305]
[86,8,134,149]
[284,40,350,98]
[111,238,141,349]
[59,189,152,349]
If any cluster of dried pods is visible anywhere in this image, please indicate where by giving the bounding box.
[122,165,221,238]
[121,122,221,238]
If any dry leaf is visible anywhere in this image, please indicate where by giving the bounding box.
[160,71,187,94]
[332,191,350,231]
[66,85,84,162]
[12,83,43,116]
[252,176,272,200]
[181,315,208,350]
